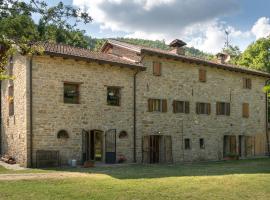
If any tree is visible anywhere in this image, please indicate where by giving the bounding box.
[0,0,92,79]
[237,38,270,72]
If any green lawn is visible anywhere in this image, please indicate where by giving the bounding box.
[0,159,270,200]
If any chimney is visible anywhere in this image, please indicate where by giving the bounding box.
[169,39,187,55]
[216,52,230,64]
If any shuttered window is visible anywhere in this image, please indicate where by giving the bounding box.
[243,78,252,89]
[242,103,249,118]
[153,61,162,76]
[216,102,230,116]
[196,103,211,115]
[8,85,14,116]
[199,69,206,82]
[148,99,167,112]
[173,100,189,113]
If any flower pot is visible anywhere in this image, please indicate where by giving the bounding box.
[83,160,95,168]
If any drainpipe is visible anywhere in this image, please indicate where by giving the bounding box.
[133,68,139,163]
[265,79,270,157]
[29,56,33,167]
[0,81,2,154]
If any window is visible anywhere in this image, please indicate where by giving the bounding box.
[199,69,206,82]
[173,100,189,113]
[107,87,121,106]
[8,85,14,116]
[184,138,191,150]
[196,103,211,115]
[64,83,80,104]
[199,138,205,149]
[216,102,230,116]
[243,78,251,89]
[148,99,167,112]
[153,61,161,76]
[242,103,249,118]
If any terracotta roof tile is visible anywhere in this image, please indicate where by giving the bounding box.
[40,42,144,70]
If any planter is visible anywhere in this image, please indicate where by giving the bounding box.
[83,160,95,168]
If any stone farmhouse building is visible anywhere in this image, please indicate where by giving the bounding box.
[1,39,270,167]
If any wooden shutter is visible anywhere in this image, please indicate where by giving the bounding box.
[172,100,177,113]
[153,62,161,76]
[148,99,153,112]
[230,136,237,153]
[185,101,190,113]
[196,103,199,114]
[199,69,206,82]
[162,99,167,112]
[242,103,249,118]
[143,136,150,163]
[164,136,173,163]
[206,103,211,114]
[216,102,220,115]
[226,103,230,116]
[247,79,252,89]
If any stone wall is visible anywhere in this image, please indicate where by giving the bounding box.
[31,56,135,166]
[1,55,29,166]
[136,55,268,162]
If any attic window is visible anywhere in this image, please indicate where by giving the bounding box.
[119,131,128,139]
[57,130,69,139]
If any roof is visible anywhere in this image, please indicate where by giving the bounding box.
[38,42,144,70]
[104,39,270,78]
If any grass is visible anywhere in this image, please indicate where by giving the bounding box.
[0,159,270,200]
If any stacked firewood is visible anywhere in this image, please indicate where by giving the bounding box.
[0,155,16,164]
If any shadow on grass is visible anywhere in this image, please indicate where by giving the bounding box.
[44,158,270,180]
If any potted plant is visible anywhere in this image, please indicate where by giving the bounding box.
[118,155,127,163]
[224,152,239,160]
[83,160,95,168]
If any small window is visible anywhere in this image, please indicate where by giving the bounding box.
[196,103,211,115]
[153,61,161,76]
[64,83,80,104]
[184,138,191,150]
[57,130,69,139]
[8,85,14,116]
[119,131,128,139]
[199,138,205,149]
[242,103,249,118]
[216,102,230,116]
[199,69,206,82]
[107,87,121,106]
[173,100,189,113]
[148,99,167,112]
[243,78,251,89]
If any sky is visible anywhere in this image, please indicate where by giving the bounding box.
[34,0,270,54]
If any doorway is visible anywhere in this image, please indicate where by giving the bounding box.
[143,135,173,164]
[223,135,236,157]
[82,130,103,162]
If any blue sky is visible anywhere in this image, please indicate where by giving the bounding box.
[32,0,270,53]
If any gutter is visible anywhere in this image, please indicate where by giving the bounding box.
[29,56,33,167]
[265,79,270,157]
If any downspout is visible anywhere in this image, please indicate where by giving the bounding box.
[29,56,33,167]
[0,81,2,154]
[133,68,139,163]
[265,79,270,157]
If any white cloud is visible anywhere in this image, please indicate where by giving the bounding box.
[251,17,270,39]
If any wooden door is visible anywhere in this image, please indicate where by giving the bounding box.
[164,136,173,163]
[142,136,150,163]
[149,136,160,163]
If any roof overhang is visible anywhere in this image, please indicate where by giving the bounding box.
[141,49,270,78]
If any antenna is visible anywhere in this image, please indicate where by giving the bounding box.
[225,30,230,48]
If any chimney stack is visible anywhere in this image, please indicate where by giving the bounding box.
[216,52,230,64]
[169,39,187,55]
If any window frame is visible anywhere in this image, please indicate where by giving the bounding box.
[243,78,252,89]
[63,82,80,104]
[216,102,230,116]
[196,102,211,115]
[173,100,190,113]
[8,85,14,116]
[148,98,167,112]
[184,138,191,150]
[107,86,121,106]
[199,138,205,149]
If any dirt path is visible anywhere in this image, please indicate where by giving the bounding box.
[0,172,92,181]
